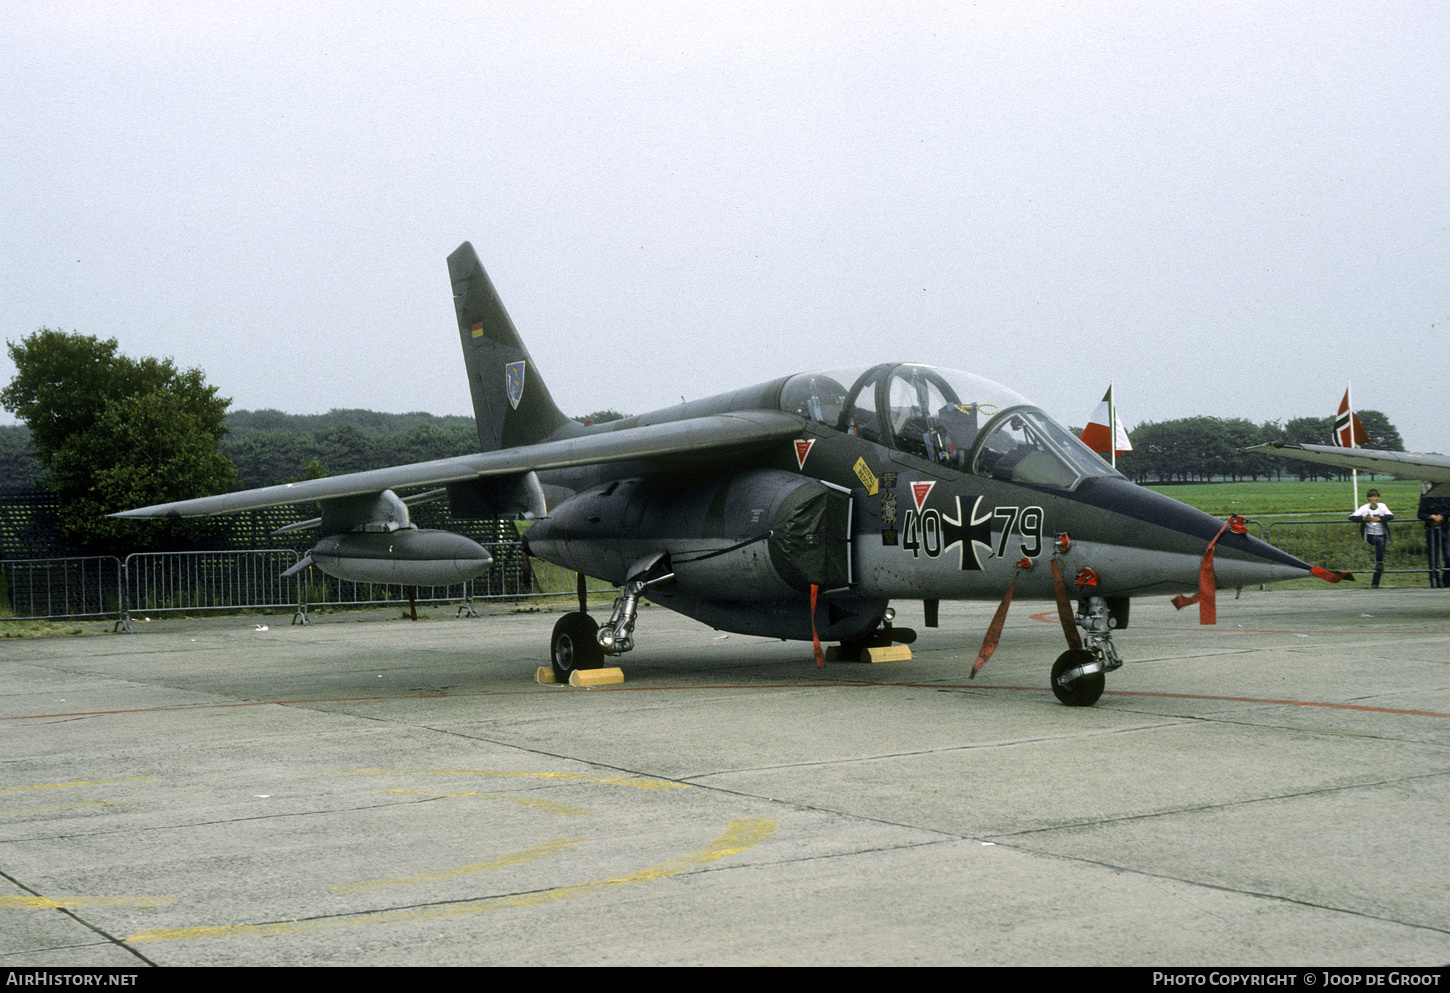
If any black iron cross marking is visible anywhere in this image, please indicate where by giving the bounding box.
[941,495,995,571]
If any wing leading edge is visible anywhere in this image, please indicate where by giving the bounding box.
[113,410,805,519]
[1248,442,1450,485]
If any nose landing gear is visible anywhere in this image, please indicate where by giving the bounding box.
[1051,596,1125,707]
[1051,650,1104,707]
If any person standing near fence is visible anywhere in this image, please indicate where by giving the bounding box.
[1418,483,1450,589]
[1350,489,1393,589]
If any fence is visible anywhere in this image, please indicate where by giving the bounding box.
[124,550,302,618]
[1263,519,1446,586]
[1,542,617,629]
[0,556,124,622]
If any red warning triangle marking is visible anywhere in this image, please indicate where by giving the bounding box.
[794,439,815,469]
[911,481,935,511]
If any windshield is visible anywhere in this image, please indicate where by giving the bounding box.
[972,407,1122,489]
[781,364,1122,489]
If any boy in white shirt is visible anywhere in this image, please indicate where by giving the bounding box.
[1350,489,1393,588]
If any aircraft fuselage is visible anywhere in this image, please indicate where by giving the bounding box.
[523,362,1311,643]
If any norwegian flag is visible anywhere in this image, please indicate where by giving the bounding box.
[1334,388,1369,448]
[1079,385,1132,458]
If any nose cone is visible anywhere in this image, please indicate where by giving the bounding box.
[1070,477,1314,593]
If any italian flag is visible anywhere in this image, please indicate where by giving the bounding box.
[1079,385,1132,461]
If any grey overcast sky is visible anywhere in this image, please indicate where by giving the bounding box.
[3,1,1446,451]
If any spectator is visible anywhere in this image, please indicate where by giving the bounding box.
[1417,483,1450,588]
[1350,489,1393,589]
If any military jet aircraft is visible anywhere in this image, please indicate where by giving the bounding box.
[118,242,1328,706]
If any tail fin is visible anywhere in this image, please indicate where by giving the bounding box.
[447,242,572,452]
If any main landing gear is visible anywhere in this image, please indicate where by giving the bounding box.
[550,568,607,683]
[550,612,603,683]
[551,557,674,683]
[1051,595,1126,707]
[548,574,650,682]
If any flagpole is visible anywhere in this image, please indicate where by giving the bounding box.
[1348,382,1359,509]
[1108,382,1116,470]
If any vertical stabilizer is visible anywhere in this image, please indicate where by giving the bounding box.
[448,242,572,452]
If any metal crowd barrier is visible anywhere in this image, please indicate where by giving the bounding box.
[1,542,615,630]
[0,556,123,623]
[121,549,304,631]
[1264,519,1441,584]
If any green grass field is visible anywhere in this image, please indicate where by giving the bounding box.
[1142,478,1423,518]
[1144,477,1437,589]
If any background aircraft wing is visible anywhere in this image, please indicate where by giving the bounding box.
[1249,442,1450,484]
[115,410,804,519]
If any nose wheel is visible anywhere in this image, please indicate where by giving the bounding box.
[1049,596,1125,706]
[1051,649,1105,707]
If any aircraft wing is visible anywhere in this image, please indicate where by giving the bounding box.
[1248,442,1450,484]
[114,410,805,519]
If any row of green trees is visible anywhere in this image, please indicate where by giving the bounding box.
[221,409,625,487]
[0,425,44,491]
[1121,412,1404,484]
[2,417,479,493]
[225,421,478,488]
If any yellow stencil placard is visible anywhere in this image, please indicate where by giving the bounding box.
[853,457,879,496]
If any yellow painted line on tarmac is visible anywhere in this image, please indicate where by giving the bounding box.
[2,895,176,910]
[329,837,588,894]
[378,789,591,816]
[0,800,111,818]
[0,777,155,795]
[127,818,776,944]
[333,768,689,791]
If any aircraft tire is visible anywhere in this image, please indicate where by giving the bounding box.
[1051,649,1105,707]
[551,612,603,683]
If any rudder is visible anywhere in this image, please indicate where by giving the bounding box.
[447,242,572,452]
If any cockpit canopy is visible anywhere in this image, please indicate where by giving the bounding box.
[779,363,1121,491]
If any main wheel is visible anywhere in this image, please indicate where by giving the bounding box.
[1051,649,1105,707]
[551,612,603,683]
